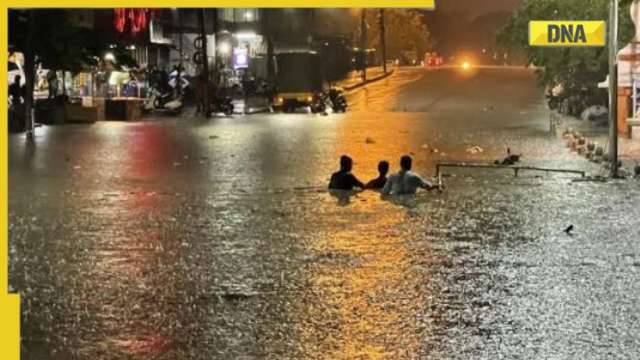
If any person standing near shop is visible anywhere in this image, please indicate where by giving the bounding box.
[241,70,255,114]
[9,75,23,107]
[47,71,58,99]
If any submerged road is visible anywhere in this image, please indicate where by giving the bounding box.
[9,67,640,359]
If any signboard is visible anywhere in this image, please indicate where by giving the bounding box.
[529,21,606,47]
[233,47,249,69]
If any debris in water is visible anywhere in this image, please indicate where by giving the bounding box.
[564,225,574,235]
[466,146,484,154]
[495,147,521,165]
[365,137,376,144]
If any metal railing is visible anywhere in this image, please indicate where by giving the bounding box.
[435,163,586,181]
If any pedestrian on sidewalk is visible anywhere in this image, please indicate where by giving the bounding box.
[365,160,389,189]
[47,71,58,99]
[329,155,365,191]
[9,75,23,107]
[194,73,211,116]
[382,155,440,195]
[241,70,255,114]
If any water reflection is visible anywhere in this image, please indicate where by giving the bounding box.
[9,68,640,359]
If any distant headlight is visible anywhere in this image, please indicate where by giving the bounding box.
[273,96,284,106]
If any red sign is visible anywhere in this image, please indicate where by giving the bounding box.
[114,9,149,34]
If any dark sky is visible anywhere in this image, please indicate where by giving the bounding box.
[436,0,522,18]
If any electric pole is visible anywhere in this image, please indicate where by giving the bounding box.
[360,9,367,82]
[176,9,183,98]
[379,9,387,74]
[24,10,36,140]
[198,9,210,118]
[608,0,619,177]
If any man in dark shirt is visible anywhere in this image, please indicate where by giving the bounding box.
[365,161,389,189]
[9,75,23,107]
[329,155,365,190]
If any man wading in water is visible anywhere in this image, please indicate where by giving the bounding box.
[328,155,365,191]
[382,155,441,195]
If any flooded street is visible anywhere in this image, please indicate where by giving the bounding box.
[9,67,640,359]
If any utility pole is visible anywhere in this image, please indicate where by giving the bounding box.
[608,0,619,177]
[198,9,210,118]
[176,9,183,98]
[379,9,387,74]
[360,9,367,82]
[24,10,36,141]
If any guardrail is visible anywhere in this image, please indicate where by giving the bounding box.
[435,163,586,183]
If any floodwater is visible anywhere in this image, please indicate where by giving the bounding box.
[9,68,640,359]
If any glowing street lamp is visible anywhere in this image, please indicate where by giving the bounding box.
[104,52,116,62]
[218,42,231,55]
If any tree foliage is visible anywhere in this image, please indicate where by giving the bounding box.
[499,0,635,95]
[9,9,137,73]
[359,9,432,60]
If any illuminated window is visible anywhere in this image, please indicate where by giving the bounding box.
[220,9,259,23]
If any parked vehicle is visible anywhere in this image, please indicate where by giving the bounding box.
[141,87,183,115]
[329,88,348,112]
[272,50,323,112]
[324,87,348,113]
[306,87,349,114]
[424,52,443,68]
[142,70,190,115]
[210,95,234,116]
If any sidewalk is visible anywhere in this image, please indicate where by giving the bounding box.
[550,111,640,175]
[334,66,395,91]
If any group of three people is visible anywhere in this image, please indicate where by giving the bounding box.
[329,155,441,195]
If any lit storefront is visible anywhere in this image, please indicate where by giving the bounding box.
[217,9,267,92]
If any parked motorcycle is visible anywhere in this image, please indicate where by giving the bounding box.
[142,69,190,116]
[311,88,348,114]
[210,95,234,116]
[327,88,348,113]
[141,87,183,115]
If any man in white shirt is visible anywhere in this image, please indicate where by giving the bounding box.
[382,155,440,195]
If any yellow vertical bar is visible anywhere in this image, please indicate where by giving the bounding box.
[1,6,22,360]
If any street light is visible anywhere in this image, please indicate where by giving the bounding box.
[104,52,116,62]
[218,42,231,55]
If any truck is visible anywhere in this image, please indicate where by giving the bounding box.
[271,50,324,112]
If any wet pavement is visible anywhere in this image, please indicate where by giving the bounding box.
[9,67,640,359]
